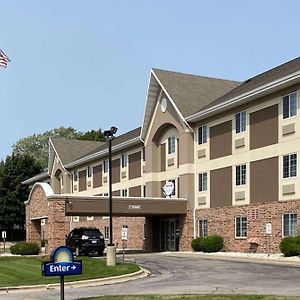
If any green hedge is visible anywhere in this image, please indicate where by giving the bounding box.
[280,236,300,257]
[191,235,223,253]
[10,242,40,255]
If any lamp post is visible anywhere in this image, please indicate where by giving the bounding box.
[104,126,118,266]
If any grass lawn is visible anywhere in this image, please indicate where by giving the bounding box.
[0,256,139,287]
[79,296,300,300]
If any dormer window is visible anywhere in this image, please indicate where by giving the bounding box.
[168,136,176,154]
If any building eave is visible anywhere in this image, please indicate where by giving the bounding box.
[186,70,300,123]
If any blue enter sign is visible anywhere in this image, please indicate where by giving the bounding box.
[43,261,82,276]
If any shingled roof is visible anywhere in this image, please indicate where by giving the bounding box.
[153,68,240,117]
[198,56,300,113]
[50,138,105,165]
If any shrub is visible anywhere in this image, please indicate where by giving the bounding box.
[280,236,300,257]
[10,242,40,255]
[41,239,48,247]
[200,235,223,253]
[191,237,203,251]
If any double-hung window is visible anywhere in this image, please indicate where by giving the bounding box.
[103,159,109,173]
[236,164,246,186]
[121,154,128,168]
[168,136,176,154]
[283,213,297,237]
[235,216,247,238]
[87,165,92,178]
[104,226,110,240]
[283,154,297,178]
[199,219,208,238]
[198,172,208,192]
[283,92,297,119]
[121,189,128,197]
[235,111,246,133]
[198,125,207,145]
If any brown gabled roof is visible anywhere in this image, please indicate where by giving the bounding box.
[199,56,300,113]
[51,138,105,165]
[84,127,142,157]
[153,68,240,117]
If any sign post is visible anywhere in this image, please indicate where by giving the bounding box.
[42,246,82,300]
[121,226,128,262]
[266,223,272,257]
[2,231,6,252]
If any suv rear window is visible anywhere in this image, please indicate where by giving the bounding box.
[82,229,100,236]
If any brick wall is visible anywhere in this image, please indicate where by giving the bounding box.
[182,200,300,254]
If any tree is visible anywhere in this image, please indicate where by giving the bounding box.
[0,154,42,230]
[13,127,105,168]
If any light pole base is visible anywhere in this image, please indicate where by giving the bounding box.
[106,245,116,266]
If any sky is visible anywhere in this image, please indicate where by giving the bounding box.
[1,0,300,160]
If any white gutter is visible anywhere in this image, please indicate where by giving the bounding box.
[65,136,142,169]
[187,70,300,122]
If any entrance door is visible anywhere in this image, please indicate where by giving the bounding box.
[160,218,178,251]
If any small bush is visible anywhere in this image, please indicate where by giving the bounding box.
[10,242,40,255]
[191,237,203,251]
[41,239,48,247]
[200,235,224,253]
[191,235,223,252]
[280,236,300,257]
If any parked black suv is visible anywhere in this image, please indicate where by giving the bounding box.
[66,227,105,256]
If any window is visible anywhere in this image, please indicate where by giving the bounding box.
[87,165,92,178]
[73,171,78,182]
[71,216,79,223]
[142,147,146,162]
[142,185,146,197]
[103,159,109,173]
[198,172,207,192]
[236,164,246,186]
[235,111,246,133]
[104,226,110,240]
[283,154,297,178]
[170,179,176,196]
[235,216,247,238]
[86,216,94,221]
[283,213,297,237]
[121,189,128,197]
[198,125,207,145]
[168,136,176,154]
[121,154,128,168]
[199,219,208,238]
[283,92,297,119]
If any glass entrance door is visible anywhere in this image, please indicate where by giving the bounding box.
[160,218,178,251]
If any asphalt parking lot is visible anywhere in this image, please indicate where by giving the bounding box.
[2,252,300,299]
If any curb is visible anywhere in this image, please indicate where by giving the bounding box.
[0,267,150,292]
[163,251,300,267]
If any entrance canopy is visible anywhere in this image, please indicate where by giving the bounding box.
[48,195,187,217]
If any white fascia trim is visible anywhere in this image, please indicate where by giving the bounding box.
[151,70,194,133]
[49,138,70,175]
[141,71,155,141]
[187,70,300,122]
[65,136,142,169]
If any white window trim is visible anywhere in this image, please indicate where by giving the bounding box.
[235,111,246,134]
[235,216,247,239]
[283,91,297,119]
[198,125,208,145]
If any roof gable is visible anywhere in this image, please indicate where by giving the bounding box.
[141,68,239,140]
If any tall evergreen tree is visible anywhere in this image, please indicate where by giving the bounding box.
[0,154,42,230]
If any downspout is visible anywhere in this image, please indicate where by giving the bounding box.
[192,128,197,239]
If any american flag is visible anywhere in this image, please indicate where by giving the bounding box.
[0,49,10,68]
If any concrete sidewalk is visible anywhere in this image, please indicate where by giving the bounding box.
[164,251,300,266]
